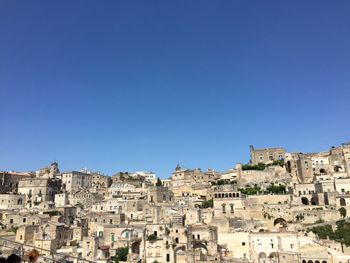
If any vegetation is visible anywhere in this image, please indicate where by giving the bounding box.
[241,159,284,171]
[201,199,213,208]
[147,234,157,242]
[270,159,285,167]
[112,247,129,262]
[310,220,350,247]
[339,207,347,218]
[7,226,18,234]
[156,178,163,187]
[266,184,286,194]
[211,179,236,186]
[315,219,325,224]
[239,183,286,195]
[242,163,266,171]
[239,186,261,195]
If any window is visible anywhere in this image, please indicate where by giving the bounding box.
[166,254,170,262]
[242,242,246,246]
[23,218,26,223]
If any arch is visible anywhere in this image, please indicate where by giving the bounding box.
[310,197,318,205]
[320,168,326,174]
[258,252,267,258]
[273,218,287,227]
[321,261,327,263]
[174,245,186,254]
[302,197,309,205]
[193,242,208,254]
[302,260,307,263]
[121,229,131,239]
[340,198,346,206]
[269,252,277,258]
[308,260,313,263]
[315,261,320,263]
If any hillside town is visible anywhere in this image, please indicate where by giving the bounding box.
[1,142,350,263]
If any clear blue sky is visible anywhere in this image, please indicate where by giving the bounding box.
[0,1,349,178]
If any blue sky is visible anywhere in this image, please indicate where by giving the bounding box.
[0,1,349,178]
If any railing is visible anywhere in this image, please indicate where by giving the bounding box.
[0,237,93,263]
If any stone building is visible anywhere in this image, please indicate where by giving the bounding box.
[213,187,246,216]
[297,156,314,183]
[61,171,92,193]
[148,186,174,204]
[17,177,61,207]
[249,145,286,165]
[0,193,25,210]
[0,171,32,193]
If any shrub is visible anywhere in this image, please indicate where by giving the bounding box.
[147,234,157,242]
[242,163,266,171]
[339,207,347,218]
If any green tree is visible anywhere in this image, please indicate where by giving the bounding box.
[113,247,129,262]
[339,207,347,218]
[242,163,266,171]
[202,199,213,208]
[147,234,157,242]
[156,178,162,187]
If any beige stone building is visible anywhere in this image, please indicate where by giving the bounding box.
[250,145,286,165]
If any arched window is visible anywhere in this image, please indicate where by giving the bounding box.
[340,198,346,206]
